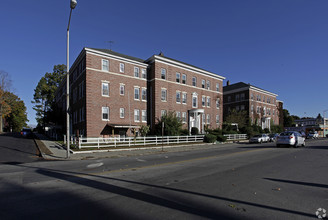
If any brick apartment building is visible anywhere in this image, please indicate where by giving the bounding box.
[223,82,282,130]
[55,48,225,137]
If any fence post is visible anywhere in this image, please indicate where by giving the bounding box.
[98,138,100,149]
[195,135,196,142]
[129,137,131,147]
[144,136,146,146]
[156,136,158,145]
[114,137,116,148]
[78,138,81,149]
[177,136,179,144]
[167,136,169,145]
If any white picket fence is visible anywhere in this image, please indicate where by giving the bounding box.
[224,134,248,141]
[78,135,205,149]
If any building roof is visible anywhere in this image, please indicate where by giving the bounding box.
[87,48,145,63]
[223,82,278,96]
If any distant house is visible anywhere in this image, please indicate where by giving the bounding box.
[223,82,283,130]
[55,48,225,138]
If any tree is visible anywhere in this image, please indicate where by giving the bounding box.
[32,65,66,127]
[139,125,150,136]
[225,109,248,129]
[283,109,296,127]
[155,111,183,136]
[0,71,12,132]
[4,92,28,132]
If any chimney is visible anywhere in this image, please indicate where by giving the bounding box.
[227,80,230,86]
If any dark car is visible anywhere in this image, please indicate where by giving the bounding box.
[21,128,33,138]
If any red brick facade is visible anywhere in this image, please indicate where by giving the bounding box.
[56,48,225,137]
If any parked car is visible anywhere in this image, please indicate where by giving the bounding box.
[276,131,305,148]
[307,131,319,139]
[269,133,279,142]
[249,134,270,144]
[21,128,33,138]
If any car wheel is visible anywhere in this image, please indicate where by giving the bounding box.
[260,140,263,144]
[294,142,298,148]
[302,141,305,147]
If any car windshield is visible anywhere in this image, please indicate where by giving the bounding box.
[280,132,294,136]
[253,135,261,138]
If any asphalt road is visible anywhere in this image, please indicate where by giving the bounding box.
[0,138,327,219]
[0,133,41,164]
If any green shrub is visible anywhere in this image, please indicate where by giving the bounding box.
[217,135,227,142]
[179,128,189,135]
[191,127,199,135]
[263,128,270,134]
[204,134,216,143]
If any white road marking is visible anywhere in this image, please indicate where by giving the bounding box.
[87,162,104,168]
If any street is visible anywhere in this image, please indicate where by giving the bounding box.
[0,138,327,219]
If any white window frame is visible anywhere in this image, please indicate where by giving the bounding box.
[216,83,220,92]
[134,109,140,122]
[120,84,125,96]
[102,59,109,71]
[141,88,147,101]
[142,110,147,122]
[182,74,186,84]
[192,77,197,87]
[120,63,125,73]
[176,72,181,83]
[207,114,210,124]
[134,87,140,100]
[176,111,181,121]
[182,112,187,123]
[216,98,220,109]
[161,110,167,118]
[102,107,109,121]
[141,68,147,79]
[206,81,210,90]
[207,96,211,108]
[161,68,166,79]
[102,82,109,97]
[182,92,187,104]
[216,115,220,124]
[134,67,140,78]
[120,108,125,118]
[176,91,181,103]
[202,96,206,107]
[202,80,205,88]
[192,93,198,108]
[161,88,167,102]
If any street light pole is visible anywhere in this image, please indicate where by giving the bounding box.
[66,0,77,158]
[323,109,328,138]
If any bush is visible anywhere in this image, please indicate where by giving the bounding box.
[217,135,227,142]
[179,128,189,135]
[263,128,270,134]
[191,127,199,135]
[204,134,216,143]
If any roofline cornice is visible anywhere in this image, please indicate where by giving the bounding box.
[146,55,225,80]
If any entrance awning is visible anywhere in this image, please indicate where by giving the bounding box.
[107,124,140,129]
[188,109,205,114]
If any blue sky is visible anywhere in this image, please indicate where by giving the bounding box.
[1,0,327,126]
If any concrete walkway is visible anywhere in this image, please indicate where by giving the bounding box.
[34,133,69,160]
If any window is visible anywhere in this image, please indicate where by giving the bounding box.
[241,93,245,100]
[161,88,167,101]
[134,87,140,100]
[207,114,210,124]
[216,83,220,92]
[216,98,220,108]
[182,112,187,123]
[207,97,211,107]
[102,107,109,121]
[192,77,197,86]
[202,80,205,88]
[120,108,125,118]
[120,84,125,95]
[102,59,109,71]
[182,74,186,84]
[134,67,139,77]
[134,109,140,122]
[120,63,125,73]
[251,93,254,100]
[73,87,77,104]
[80,107,85,122]
[79,81,84,99]
[176,72,181,83]
[216,115,220,124]
[202,114,206,125]
[192,93,198,108]
[228,96,231,102]
[161,68,166,79]
[263,107,266,115]
[235,94,240,101]
[141,88,147,101]
[273,109,275,115]
[161,110,167,117]
[102,82,109,96]
[241,105,245,111]
[182,92,187,104]
[207,81,210,90]
[176,111,181,121]
[251,105,254,113]
[142,110,147,122]
[236,106,240,111]
[141,69,147,79]
[202,96,206,107]
[176,91,181,103]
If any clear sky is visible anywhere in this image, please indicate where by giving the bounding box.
[1,0,327,126]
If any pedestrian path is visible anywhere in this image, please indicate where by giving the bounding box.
[34,133,68,160]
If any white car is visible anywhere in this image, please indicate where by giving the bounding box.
[276,131,305,147]
[307,131,319,139]
[249,134,270,144]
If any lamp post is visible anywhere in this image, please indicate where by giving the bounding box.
[323,109,328,138]
[66,0,77,158]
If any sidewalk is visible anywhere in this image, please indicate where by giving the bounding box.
[34,133,232,160]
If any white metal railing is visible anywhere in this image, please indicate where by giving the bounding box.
[78,135,204,149]
[223,134,248,141]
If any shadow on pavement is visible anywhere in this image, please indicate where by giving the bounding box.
[264,178,328,189]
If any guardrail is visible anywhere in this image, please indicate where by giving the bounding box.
[78,135,205,149]
[223,134,248,141]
